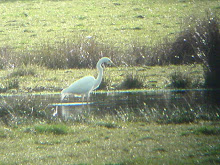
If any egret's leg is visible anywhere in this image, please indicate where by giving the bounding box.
[61,93,66,101]
[82,95,85,103]
[53,106,58,116]
[86,93,90,104]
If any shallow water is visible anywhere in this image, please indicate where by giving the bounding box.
[1,89,220,122]
[51,89,220,121]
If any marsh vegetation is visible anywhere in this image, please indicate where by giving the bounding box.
[1,90,220,164]
[0,0,220,164]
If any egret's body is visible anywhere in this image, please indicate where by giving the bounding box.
[61,57,112,102]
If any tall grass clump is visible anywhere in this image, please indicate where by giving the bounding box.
[96,121,119,129]
[8,65,37,77]
[98,77,112,90]
[1,36,125,69]
[34,124,68,135]
[6,78,19,90]
[0,79,19,93]
[194,126,220,135]
[0,84,7,93]
[0,46,16,69]
[130,33,200,66]
[0,96,49,125]
[119,72,144,89]
[170,12,220,88]
[169,71,191,88]
[24,36,123,69]
[178,12,220,88]
[144,107,196,124]
[139,12,220,71]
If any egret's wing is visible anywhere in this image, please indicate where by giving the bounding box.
[62,76,95,95]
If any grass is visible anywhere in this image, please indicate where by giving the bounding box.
[0,0,218,51]
[0,0,219,90]
[0,64,205,93]
[0,121,219,164]
[34,124,68,135]
[194,126,220,135]
[0,0,219,164]
[96,121,119,129]
[201,144,220,164]
[0,0,219,69]
[0,78,19,92]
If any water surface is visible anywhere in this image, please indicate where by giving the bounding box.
[1,89,219,122]
[48,89,220,121]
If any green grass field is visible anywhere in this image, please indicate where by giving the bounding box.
[0,121,220,164]
[0,1,219,164]
[0,0,219,51]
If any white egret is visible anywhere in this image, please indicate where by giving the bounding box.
[61,57,113,102]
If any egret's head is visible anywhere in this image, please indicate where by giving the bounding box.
[99,57,114,65]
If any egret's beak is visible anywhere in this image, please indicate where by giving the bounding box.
[103,60,115,69]
[108,60,116,66]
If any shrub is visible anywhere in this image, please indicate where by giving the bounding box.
[170,111,195,124]
[6,78,19,89]
[0,84,7,93]
[195,126,220,135]
[156,110,196,124]
[96,121,119,128]
[119,72,144,89]
[8,65,37,77]
[171,12,220,88]
[98,77,112,90]
[26,36,122,69]
[0,79,19,93]
[169,71,191,88]
[0,106,11,119]
[140,12,220,69]
[180,12,220,88]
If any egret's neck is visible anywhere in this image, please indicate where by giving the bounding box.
[94,61,103,89]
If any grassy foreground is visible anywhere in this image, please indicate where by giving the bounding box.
[0,121,219,164]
